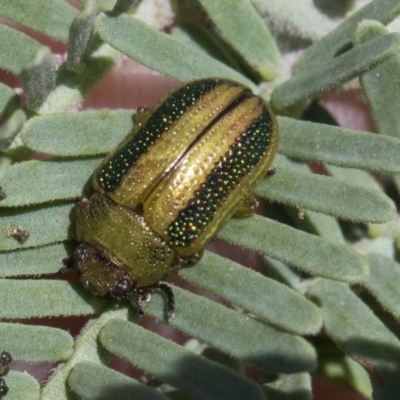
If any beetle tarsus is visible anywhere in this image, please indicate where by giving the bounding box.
[266,166,276,176]
[0,350,12,396]
[0,378,8,396]
[0,351,11,378]
[0,352,11,369]
[136,284,175,320]
[156,283,175,321]
[57,257,74,277]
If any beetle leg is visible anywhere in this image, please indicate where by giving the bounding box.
[0,378,8,396]
[185,249,204,265]
[233,196,258,218]
[0,351,11,378]
[137,289,151,317]
[57,256,74,277]
[137,284,175,321]
[0,363,8,378]
[157,283,175,321]
[57,241,88,277]
[0,350,11,397]
[137,298,144,317]
[0,352,11,369]
[267,166,276,176]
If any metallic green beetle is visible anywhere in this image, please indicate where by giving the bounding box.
[73,78,278,319]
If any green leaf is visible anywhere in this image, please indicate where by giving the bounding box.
[100,319,266,400]
[263,372,312,400]
[0,280,104,318]
[272,33,400,112]
[0,24,41,75]
[178,251,322,335]
[369,217,400,240]
[197,0,280,80]
[343,357,373,399]
[67,0,97,71]
[0,203,73,251]
[21,110,133,156]
[250,0,338,43]
[218,215,369,283]
[0,109,26,152]
[4,371,40,400]
[41,307,128,400]
[255,161,396,223]
[0,159,101,207]
[355,237,395,260]
[325,164,380,189]
[393,174,400,197]
[308,279,400,399]
[286,208,345,244]
[263,256,304,291]
[0,322,73,362]
[295,0,400,72]
[68,361,169,400]
[278,116,400,174]
[143,285,317,373]
[362,253,400,320]
[0,243,68,277]
[0,0,78,42]
[268,157,345,247]
[113,0,138,13]
[20,46,56,111]
[171,22,242,71]
[96,13,255,89]
[356,21,400,140]
[36,44,120,114]
[0,82,19,118]
[315,353,372,399]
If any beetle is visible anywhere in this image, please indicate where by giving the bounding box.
[71,78,278,319]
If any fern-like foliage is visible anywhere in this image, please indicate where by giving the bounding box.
[1,0,400,399]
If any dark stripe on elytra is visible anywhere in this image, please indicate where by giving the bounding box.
[166,107,274,248]
[98,79,230,192]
